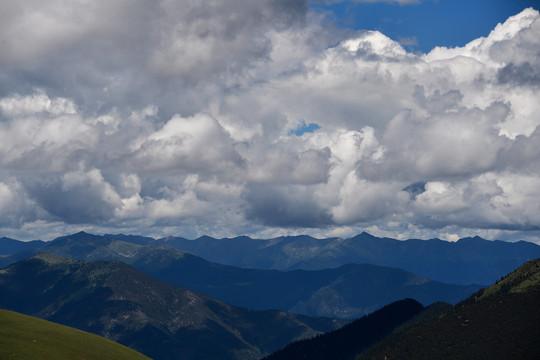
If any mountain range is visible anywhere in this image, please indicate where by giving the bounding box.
[151,232,540,286]
[3,232,539,287]
[1,231,539,359]
[0,253,344,360]
[0,232,481,319]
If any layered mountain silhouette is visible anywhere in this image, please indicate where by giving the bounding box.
[1,232,480,318]
[3,231,539,286]
[153,232,540,285]
[1,232,539,359]
[0,254,343,360]
[0,237,45,255]
[264,258,540,360]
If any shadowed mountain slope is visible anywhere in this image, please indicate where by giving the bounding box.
[0,254,343,360]
[0,237,46,255]
[357,258,540,360]
[263,298,426,360]
[131,247,479,318]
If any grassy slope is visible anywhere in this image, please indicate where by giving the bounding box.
[0,308,152,360]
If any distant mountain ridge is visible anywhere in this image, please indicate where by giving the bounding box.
[155,232,540,285]
[0,237,46,255]
[2,231,539,286]
[0,254,344,360]
[1,232,480,319]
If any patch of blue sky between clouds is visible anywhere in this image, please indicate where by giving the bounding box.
[310,0,539,53]
[289,120,321,136]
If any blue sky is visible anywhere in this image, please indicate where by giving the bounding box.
[312,0,540,52]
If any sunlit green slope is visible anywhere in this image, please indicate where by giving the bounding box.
[0,308,153,360]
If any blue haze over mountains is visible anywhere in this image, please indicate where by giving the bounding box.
[0,232,483,319]
[1,232,539,317]
[119,232,539,286]
[2,232,540,287]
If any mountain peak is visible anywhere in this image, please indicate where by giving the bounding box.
[354,232,377,239]
[457,236,487,243]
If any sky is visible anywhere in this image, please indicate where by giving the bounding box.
[0,0,540,242]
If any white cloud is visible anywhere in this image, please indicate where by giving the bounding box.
[0,91,77,117]
[381,103,510,179]
[127,113,243,178]
[0,4,539,241]
[331,173,408,224]
[0,92,97,171]
[0,178,42,227]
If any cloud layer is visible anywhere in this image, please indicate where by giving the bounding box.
[1,2,539,242]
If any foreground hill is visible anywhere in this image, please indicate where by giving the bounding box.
[357,258,540,360]
[0,308,152,360]
[0,254,343,360]
[0,232,480,319]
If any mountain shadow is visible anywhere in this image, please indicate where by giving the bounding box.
[357,258,540,360]
[132,247,480,319]
[263,298,426,360]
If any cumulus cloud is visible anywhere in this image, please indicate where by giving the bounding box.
[0,2,539,241]
[0,92,97,171]
[413,173,540,231]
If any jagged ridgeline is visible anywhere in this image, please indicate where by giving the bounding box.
[0,232,484,319]
[0,308,152,360]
